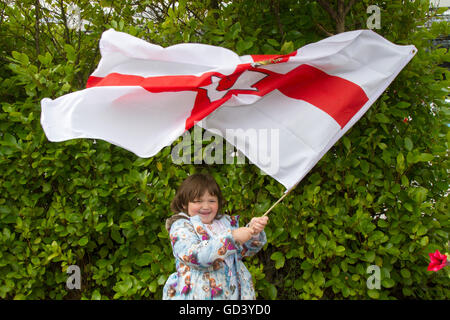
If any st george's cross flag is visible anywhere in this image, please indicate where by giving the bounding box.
[41,29,416,191]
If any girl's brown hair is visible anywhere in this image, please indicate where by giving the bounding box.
[170,173,225,218]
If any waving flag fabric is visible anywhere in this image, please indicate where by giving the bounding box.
[41,29,416,190]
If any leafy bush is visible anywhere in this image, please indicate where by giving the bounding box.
[0,0,448,299]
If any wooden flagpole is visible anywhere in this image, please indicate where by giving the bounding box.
[262,181,300,217]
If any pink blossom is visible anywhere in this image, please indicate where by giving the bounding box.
[427,250,448,272]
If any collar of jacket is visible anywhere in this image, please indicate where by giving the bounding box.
[165,212,190,232]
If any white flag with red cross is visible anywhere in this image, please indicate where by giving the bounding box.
[41,29,416,190]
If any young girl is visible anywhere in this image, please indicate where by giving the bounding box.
[163,173,268,300]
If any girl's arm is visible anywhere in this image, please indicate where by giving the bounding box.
[241,230,267,258]
[240,216,268,258]
[169,218,239,269]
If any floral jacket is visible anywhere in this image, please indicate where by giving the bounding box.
[162,213,266,300]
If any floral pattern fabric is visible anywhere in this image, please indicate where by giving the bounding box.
[162,213,266,300]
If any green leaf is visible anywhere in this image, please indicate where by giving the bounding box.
[115,278,133,294]
[95,222,107,232]
[157,274,167,286]
[403,202,413,212]
[301,260,313,271]
[331,264,340,277]
[275,258,285,269]
[343,136,351,150]
[306,233,315,245]
[266,283,277,300]
[375,113,390,123]
[318,234,327,247]
[2,133,17,147]
[281,41,294,54]
[11,50,21,61]
[38,52,53,66]
[230,22,241,39]
[267,39,280,47]
[46,252,59,262]
[291,225,301,239]
[400,269,411,278]
[271,251,285,269]
[312,270,325,286]
[236,39,253,53]
[420,236,429,246]
[381,149,391,164]
[78,237,89,246]
[135,253,153,267]
[395,101,411,109]
[210,35,224,42]
[112,164,124,172]
[404,137,413,151]
[437,7,448,14]
[12,51,29,65]
[336,246,346,253]
[64,44,76,62]
[148,280,158,293]
[351,274,360,281]
[110,228,123,244]
[396,153,405,172]
[417,153,433,162]
[381,278,395,288]
[365,251,376,262]
[413,187,428,203]
[367,289,380,299]
[416,225,427,236]
[270,251,283,261]
[401,175,409,187]
[254,199,270,214]
[272,227,285,239]
[91,290,102,300]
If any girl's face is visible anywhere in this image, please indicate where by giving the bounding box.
[186,191,218,224]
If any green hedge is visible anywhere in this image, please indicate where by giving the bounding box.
[0,0,448,299]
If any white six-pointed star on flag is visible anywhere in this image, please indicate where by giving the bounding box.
[200,70,268,102]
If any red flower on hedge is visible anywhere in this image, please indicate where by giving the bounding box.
[427,250,448,272]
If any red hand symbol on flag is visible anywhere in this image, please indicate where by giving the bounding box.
[87,54,368,131]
